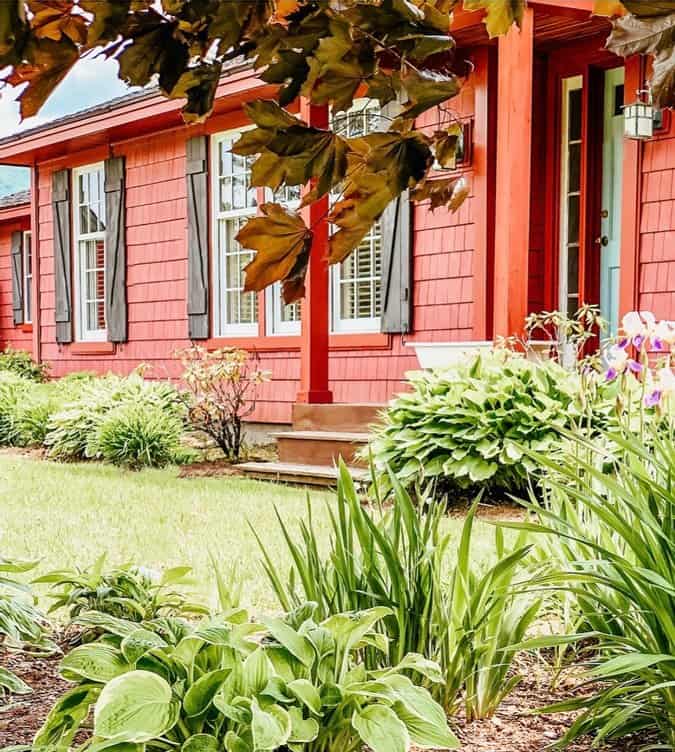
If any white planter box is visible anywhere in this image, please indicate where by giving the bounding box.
[406,341,494,369]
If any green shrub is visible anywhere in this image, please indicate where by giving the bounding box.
[0,556,56,696]
[512,424,675,748]
[256,462,538,718]
[0,370,31,445]
[36,554,205,625]
[96,402,184,469]
[34,605,458,752]
[0,346,49,382]
[370,351,604,500]
[44,372,185,463]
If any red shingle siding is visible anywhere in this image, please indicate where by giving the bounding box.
[20,70,483,424]
[0,220,32,354]
[638,121,675,319]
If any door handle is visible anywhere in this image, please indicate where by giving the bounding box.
[595,235,609,246]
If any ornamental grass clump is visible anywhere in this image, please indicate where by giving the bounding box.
[371,351,583,500]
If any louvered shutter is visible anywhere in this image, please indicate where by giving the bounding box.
[186,135,209,339]
[380,191,412,334]
[52,168,72,343]
[10,231,23,326]
[104,156,127,342]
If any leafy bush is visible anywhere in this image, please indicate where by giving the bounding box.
[0,370,31,445]
[370,351,600,499]
[44,372,185,464]
[513,425,675,748]
[36,554,205,624]
[96,402,184,469]
[0,556,56,696]
[256,462,538,718]
[0,346,49,382]
[34,605,458,752]
[177,346,270,461]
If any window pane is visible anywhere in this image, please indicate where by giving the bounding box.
[567,195,580,244]
[569,88,582,141]
[569,142,581,193]
[567,246,579,295]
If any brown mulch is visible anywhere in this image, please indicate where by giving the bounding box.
[1,649,646,750]
[178,445,278,479]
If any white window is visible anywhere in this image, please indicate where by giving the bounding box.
[211,130,259,337]
[73,163,106,341]
[22,230,32,324]
[268,184,301,335]
[331,100,383,334]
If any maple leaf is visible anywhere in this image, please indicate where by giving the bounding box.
[411,175,469,211]
[432,123,463,169]
[237,203,313,302]
[462,0,525,38]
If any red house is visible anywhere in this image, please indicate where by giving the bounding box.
[0,1,672,476]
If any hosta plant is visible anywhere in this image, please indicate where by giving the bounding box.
[34,605,458,752]
[257,462,538,718]
[0,346,49,382]
[0,556,56,696]
[35,554,206,624]
[44,371,185,463]
[0,370,31,446]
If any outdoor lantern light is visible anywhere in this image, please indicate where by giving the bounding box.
[624,89,657,140]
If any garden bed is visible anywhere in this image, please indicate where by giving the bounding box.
[0,648,636,751]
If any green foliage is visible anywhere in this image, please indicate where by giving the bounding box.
[35,554,206,625]
[510,425,675,748]
[370,351,601,499]
[96,402,184,469]
[34,605,458,752]
[256,462,538,718]
[0,556,56,696]
[44,372,185,465]
[0,346,49,382]
[0,370,30,445]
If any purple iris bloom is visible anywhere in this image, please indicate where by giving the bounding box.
[633,334,645,349]
[617,337,630,349]
[627,359,643,374]
[645,390,662,407]
[652,337,665,351]
[605,367,618,381]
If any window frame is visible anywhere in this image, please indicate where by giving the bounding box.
[72,162,107,343]
[210,128,260,338]
[267,186,302,336]
[330,98,384,335]
[22,229,32,325]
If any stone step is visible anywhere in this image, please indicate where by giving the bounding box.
[271,430,371,468]
[292,403,385,433]
[236,461,370,488]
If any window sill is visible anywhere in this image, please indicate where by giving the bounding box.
[70,341,116,355]
[19,323,33,333]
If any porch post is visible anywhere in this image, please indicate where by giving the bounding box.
[493,7,535,338]
[296,100,333,404]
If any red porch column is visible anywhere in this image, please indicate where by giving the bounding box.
[297,100,333,404]
[493,7,535,338]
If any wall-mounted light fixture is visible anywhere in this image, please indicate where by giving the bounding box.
[624,89,660,141]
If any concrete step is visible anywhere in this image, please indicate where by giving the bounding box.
[292,403,385,433]
[271,430,371,468]
[236,461,370,488]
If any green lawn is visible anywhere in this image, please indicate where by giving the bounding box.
[0,454,497,616]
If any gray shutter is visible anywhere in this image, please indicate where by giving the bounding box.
[380,192,412,334]
[105,156,127,342]
[10,231,23,326]
[186,135,209,339]
[52,168,72,343]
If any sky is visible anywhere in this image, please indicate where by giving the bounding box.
[0,57,135,196]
